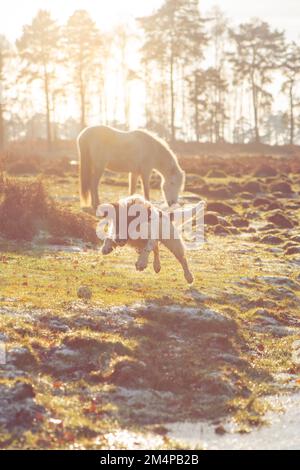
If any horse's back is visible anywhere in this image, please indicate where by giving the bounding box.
[78,125,123,147]
[78,126,145,172]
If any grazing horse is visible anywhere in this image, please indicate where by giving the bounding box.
[77,125,185,209]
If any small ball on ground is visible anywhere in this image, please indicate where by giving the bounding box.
[77,285,92,300]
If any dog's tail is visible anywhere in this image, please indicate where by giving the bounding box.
[78,130,92,208]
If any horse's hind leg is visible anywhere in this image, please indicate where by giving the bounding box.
[91,164,106,210]
[91,172,100,210]
[141,171,150,201]
[129,172,139,195]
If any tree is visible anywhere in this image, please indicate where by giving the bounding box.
[229,20,285,143]
[188,67,227,142]
[0,35,11,150]
[139,0,206,142]
[63,10,102,129]
[281,42,300,145]
[112,24,138,127]
[17,10,60,149]
[208,7,229,141]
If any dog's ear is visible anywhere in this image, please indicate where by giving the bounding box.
[96,203,115,219]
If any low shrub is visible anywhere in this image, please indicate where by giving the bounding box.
[6,159,40,176]
[0,175,97,243]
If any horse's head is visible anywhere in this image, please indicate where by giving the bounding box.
[162,167,185,206]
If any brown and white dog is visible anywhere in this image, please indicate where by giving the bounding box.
[97,195,194,284]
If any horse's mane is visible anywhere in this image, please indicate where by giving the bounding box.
[134,129,181,169]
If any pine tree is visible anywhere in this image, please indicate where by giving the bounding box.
[0,35,11,150]
[139,0,206,142]
[281,41,300,145]
[63,10,102,129]
[17,10,60,149]
[229,20,285,143]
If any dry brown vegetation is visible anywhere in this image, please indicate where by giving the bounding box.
[0,175,97,243]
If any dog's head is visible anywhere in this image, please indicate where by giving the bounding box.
[97,195,153,246]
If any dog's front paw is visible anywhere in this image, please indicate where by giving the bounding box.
[102,244,113,255]
[185,271,194,284]
[135,259,148,271]
[153,260,161,273]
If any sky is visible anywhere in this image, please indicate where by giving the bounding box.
[0,0,300,41]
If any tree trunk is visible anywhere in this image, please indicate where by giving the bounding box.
[79,67,86,129]
[170,52,175,143]
[43,66,52,150]
[80,86,86,129]
[0,102,4,151]
[289,83,294,145]
[194,74,199,142]
[0,53,4,150]
[144,63,150,126]
[251,74,260,143]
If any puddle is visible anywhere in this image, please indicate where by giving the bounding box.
[43,244,84,252]
[98,429,164,450]
[167,392,300,450]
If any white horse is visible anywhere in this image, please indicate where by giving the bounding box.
[77,125,185,209]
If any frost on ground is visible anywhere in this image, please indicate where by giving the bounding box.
[0,289,300,449]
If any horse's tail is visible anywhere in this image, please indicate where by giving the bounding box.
[77,130,92,208]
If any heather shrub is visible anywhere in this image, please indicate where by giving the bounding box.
[0,175,97,243]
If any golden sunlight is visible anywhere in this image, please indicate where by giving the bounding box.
[2,0,300,453]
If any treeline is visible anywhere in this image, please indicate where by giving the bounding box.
[0,0,300,149]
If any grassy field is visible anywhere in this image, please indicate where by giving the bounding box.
[0,156,300,449]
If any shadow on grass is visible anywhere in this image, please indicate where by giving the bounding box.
[29,298,273,433]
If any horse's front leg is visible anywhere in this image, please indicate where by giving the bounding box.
[135,240,156,271]
[129,172,139,195]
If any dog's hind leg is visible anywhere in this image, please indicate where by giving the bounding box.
[135,239,156,272]
[163,239,194,284]
[153,243,161,273]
